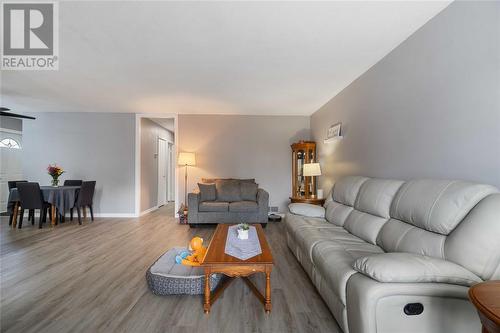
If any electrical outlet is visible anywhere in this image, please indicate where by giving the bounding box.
[269,206,279,212]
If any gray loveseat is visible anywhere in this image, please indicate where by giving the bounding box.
[188,178,269,226]
[286,176,500,333]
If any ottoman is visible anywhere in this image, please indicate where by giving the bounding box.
[146,247,222,295]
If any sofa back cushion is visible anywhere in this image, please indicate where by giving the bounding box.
[198,183,216,202]
[389,180,497,235]
[376,218,446,258]
[215,179,242,202]
[354,179,404,219]
[445,193,500,280]
[377,179,498,262]
[240,181,258,201]
[325,201,353,226]
[343,179,404,244]
[324,176,368,226]
[332,176,369,206]
[203,178,255,184]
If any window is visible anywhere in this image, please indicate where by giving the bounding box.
[0,138,21,149]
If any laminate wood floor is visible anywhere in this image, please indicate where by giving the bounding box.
[0,205,341,333]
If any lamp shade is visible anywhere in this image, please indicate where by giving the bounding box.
[178,152,196,166]
[303,163,321,176]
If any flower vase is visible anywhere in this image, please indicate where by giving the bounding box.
[51,178,59,187]
[237,229,249,240]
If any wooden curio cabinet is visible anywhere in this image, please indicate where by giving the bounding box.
[291,141,317,198]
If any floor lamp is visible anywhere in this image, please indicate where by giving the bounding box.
[178,152,196,210]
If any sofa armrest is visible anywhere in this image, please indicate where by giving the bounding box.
[353,253,482,287]
[257,188,269,214]
[187,192,200,224]
[288,203,325,218]
[188,192,200,210]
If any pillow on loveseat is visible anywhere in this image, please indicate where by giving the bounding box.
[241,181,258,201]
[215,179,241,202]
[198,183,216,202]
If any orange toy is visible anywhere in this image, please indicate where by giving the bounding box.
[181,237,207,267]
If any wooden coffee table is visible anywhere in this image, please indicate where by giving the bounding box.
[469,281,500,333]
[201,224,274,313]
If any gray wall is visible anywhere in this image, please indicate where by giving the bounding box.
[311,1,500,193]
[178,115,310,212]
[21,112,136,215]
[140,118,174,212]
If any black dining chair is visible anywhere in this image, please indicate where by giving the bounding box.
[67,181,82,222]
[16,182,51,229]
[58,180,82,223]
[72,181,96,225]
[7,180,29,226]
[63,180,83,186]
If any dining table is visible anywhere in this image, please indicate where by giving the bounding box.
[8,185,81,227]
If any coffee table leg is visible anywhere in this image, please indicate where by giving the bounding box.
[265,269,272,313]
[204,269,211,313]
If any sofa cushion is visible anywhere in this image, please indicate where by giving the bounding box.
[293,225,364,262]
[332,176,369,206]
[324,201,353,226]
[390,179,497,235]
[343,210,388,245]
[215,179,241,202]
[311,240,383,304]
[229,201,258,213]
[240,182,258,201]
[376,218,446,258]
[354,179,404,218]
[353,253,482,287]
[198,183,216,202]
[199,201,229,212]
[288,203,325,218]
[285,214,340,243]
[344,179,403,245]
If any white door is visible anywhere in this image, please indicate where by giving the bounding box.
[167,142,174,201]
[0,131,23,213]
[157,138,167,207]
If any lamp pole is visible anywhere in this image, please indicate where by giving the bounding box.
[184,164,188,209]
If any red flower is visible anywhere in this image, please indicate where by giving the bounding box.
[47,164,65,177]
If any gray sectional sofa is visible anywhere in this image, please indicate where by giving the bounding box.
[188,178,269,226]
[286,176,500,333]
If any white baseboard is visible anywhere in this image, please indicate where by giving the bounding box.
[140,205,159,216]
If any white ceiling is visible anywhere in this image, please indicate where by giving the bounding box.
[1,1,451,116]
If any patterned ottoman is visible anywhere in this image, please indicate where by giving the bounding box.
[146,247,222,295]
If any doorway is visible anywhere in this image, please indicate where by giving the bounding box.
[135,114,178,217]
[157,138,167,207]
[167,142,174,202]
[0,129,23,213]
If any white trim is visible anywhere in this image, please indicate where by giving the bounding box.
[0,128,22,135]
[157,137,167,207]
[135,113,178,218]
[140,205,159,216]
